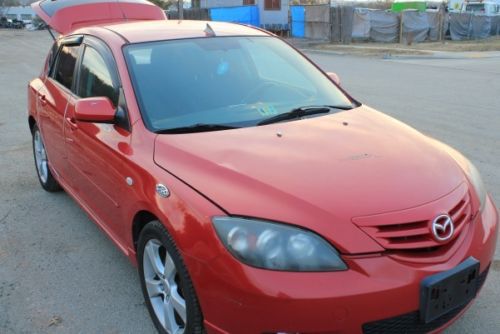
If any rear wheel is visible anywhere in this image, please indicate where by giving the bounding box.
[32,124,61,192]
[137,221,204,334]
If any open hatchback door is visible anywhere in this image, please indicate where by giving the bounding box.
[32,0,166,35]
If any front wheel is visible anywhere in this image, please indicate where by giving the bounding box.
[137,221,204,334]
[32,124,61,192]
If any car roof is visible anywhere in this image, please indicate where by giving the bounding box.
[98,20,270,44]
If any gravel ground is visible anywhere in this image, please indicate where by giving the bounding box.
[299,36,500,56]
[0,30,499,333]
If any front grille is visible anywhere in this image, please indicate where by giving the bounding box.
[362,267,489,334]
[354,184,473,251]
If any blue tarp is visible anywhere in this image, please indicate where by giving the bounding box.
[209,6,260,27]
[291,6,305,38]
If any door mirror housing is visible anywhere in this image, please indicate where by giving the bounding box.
[326,72,341,86]
[75,97,116,123]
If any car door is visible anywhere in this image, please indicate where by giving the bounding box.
[64,37,133,243]
[37,38,82,182]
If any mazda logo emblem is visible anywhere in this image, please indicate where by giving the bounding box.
[431,214,455,242]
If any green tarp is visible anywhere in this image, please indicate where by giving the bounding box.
[391,2,427,12]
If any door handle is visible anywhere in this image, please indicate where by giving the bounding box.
[66,117,78,130]
[39,94,47,106]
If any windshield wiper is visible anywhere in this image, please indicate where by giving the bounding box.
[257,105,353,126]
[156,123,240,134]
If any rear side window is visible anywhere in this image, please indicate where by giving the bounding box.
[78,46,118,106]
[45,41,59,76]
[52,45,79,90]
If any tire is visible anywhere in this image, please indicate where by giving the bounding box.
[137,221,204,334]
[32,124,61,192]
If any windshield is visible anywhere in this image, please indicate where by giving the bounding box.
[124,36,355,132]
[465,4,485,12]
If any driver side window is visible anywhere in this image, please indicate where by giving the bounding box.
[78,46,118,106]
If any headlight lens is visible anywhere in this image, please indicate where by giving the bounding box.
[213,217,347,272]
[467,162,487,212]
[443,145,487,212]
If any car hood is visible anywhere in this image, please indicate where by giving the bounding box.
[154,106,466,254]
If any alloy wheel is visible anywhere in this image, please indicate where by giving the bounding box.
[33,129,48,184]
[143,239,187,334]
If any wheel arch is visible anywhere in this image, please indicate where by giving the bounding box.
[28,115,36,133]
[132,210,158,251]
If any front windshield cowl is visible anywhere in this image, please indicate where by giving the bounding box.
[155,123,241,134]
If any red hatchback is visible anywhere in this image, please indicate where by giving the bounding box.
[29,1,498,333]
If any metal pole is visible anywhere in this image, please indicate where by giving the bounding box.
[47,27,56,41]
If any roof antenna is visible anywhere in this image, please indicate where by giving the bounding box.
[204,23,216,37]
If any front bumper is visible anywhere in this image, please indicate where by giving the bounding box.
[362,265,489,334]
[190,195,498,334]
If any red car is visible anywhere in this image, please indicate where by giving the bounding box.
[29,1,498,333]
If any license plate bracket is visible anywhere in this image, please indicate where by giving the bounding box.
[420,257,480,323]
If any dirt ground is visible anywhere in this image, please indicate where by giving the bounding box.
[304,36,500,56]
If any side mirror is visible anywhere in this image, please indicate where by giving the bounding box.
[326,72,341,86]
[75,97,116,123]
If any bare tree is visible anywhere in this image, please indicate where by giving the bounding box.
[0,0,21,7]
[0,0,19,17]
[1,0,21,17]
[149,0,183,18]
[148,0,178,9]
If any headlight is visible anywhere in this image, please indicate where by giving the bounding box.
[213,217,347,272]
[440,143,488,212]
[466,162,487,212]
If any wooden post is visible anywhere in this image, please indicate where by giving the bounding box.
[437,8,442,42]
[179,0,184,20]
[439,4,445,43]
[340,5,344,44]
[468,12,473,39]
[399,11,404,44]
[330,5,335,42]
